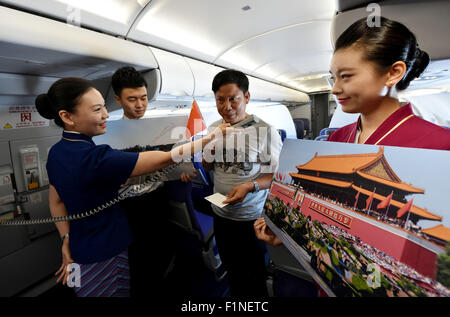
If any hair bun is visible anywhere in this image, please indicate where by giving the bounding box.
[35,94,57,120]
[412,48,430,78]
[396,47,430,90]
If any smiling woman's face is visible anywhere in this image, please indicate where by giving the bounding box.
[330,45,390,115]
[65,88,109,137]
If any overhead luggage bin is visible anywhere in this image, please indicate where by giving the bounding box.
[331,0,450,60]
[1,0,149,37]
[150,47,195,97]
[0,6,157,79]
[184,58,226,99]
[0,73,58,97]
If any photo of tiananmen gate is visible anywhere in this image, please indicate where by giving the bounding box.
[266,143,450,297]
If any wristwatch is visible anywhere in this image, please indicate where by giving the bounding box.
[61,233,69,247]
[252,181,260,193]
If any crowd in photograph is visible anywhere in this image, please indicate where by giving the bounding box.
[266,194,450,297]
[320,222,450,297]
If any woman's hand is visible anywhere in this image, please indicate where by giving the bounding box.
[210,123,232,139]
[254,217,282,246]
[55,238,74,285]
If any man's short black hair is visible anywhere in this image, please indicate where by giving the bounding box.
[212,69,249,94]
[111,66,148,97]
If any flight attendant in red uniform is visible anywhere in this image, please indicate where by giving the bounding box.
[255,17,450,247]
[327,17,450,149]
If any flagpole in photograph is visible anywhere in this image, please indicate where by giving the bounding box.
[403,198,414,229]
[367,187,376,211]
[353,191,360,209]
[383,190,394,219]
[395,197,414,229]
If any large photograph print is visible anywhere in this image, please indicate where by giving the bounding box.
[264,139,450,297]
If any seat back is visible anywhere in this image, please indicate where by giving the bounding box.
[319,127,339,136]
[300,118,310,135]
[292,119,305,139]
[277,129,287,142]
[314,135,329,141]
[165,180,202,238]
[164,179,226,281]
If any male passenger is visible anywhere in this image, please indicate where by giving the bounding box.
[112,66,148,120]
[203,69,283,296]
[111,67,193,297]
[111,67,196,184]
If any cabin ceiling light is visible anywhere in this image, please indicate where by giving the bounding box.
[219,51,260,72]
[292,73,330,81]
[255,67,281,79]
[137,0,151,7]
[56,0,133,24]
[276,75,291,83]
[136,16,221,57]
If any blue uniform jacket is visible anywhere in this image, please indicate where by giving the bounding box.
[46,131,139,264]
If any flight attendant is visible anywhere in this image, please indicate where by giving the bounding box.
[254,17,450,247]
[327,17,450,149]
[35,77,229,297]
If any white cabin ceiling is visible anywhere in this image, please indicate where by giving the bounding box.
[1,0,336,93]
[3,0,450,94]
[130,0,336,92]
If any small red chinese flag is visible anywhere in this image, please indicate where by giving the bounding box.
[365,190,374,210]
[186,99,206,139]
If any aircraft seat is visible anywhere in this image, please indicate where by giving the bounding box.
[301,118,311,135]
[164,179,226,282]
[319,127,339,136]
[314,135,329,141]
[292,119,305,139]
[294,118,310,137]
[277,129,287,142]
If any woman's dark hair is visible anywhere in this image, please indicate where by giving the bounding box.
[35,78,95,128]
[335,17,430,90]
[111,66,148,97]
[212,69,249,94]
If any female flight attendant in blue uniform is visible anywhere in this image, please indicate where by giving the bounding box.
[36,78,229,297]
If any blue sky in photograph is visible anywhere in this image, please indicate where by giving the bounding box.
[277,139,450,229]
